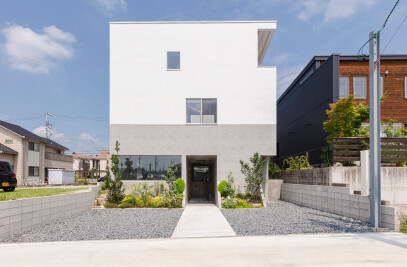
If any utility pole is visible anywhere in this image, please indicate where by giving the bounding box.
[45,112,56,139]
[369,31,381,228]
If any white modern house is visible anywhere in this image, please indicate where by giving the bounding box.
[110,21,277,205]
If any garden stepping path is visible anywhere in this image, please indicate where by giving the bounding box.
[172,203,236,238]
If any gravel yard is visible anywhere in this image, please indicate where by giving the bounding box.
[1,209,183,243]
[222,201,380,236]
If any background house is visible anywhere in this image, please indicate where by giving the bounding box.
[276,54,407,166]
[0,120,72,185]
[110,21,277,205]
[72,150,109,179]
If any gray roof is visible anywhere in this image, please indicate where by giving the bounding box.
[0,120,69,150]
[0,143,18,154]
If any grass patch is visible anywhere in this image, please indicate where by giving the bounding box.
[0,187,88,201]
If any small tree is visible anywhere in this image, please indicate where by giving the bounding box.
[165,164,178,192]
[323,95,369,143]
[105,141,125,204]
[239,152,267,202]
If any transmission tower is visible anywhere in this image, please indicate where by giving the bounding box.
[45,112,56,139]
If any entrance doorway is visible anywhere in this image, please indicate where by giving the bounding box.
[187,156,216,203]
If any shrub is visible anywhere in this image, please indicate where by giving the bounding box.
[130,183,141,197]
[104,203,119,209]
[121,195,137,205]
[175,178,185,194]
[135,197,145,207]
[236,199,253,209]
[269,161,282,178]
[222,199,237,209]
[218,180,230,197]
[165,164,179,191]
[119,202,133,209]
[400,214,407,234]
[283,153,313,172]
[147,197,164,208]
[218,176,235,198]
[235,192,246,200]
[101,183,107,190]
[140,182,153,203]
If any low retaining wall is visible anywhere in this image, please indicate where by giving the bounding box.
[266,179,283,202]
[278,167,407,205]
[281,183,404,230]
[0,185,101,239]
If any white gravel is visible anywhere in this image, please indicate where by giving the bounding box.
[222,201,382,236]
[1,209,183,243]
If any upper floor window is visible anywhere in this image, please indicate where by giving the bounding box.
[380,76,384,97]
[339,77,349,98]
[353,77,366,99]
[405,77,407,99]
[167,51,180,70]
[29,141,39,151]
[53,149,61,154]
[5,139,13,144]
[186,98,217,124]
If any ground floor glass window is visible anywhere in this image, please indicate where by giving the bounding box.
[118,155,181,180]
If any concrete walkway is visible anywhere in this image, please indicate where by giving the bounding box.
[171,203,236,238]
[0,233,406,266]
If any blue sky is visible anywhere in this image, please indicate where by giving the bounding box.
[0,0,406,155]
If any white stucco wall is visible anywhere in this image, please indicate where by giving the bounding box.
[110,21,277,125]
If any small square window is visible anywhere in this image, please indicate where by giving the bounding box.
[405,77,407,99]
[167,52,180,70]
[29,166,39,176]
[29,142,39,151]
[5,139,13,144]
[353,77,366,99]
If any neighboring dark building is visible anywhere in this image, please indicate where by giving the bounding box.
[277,54,407,166]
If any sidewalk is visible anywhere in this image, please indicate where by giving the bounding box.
[0,233,406,266]
[172,203,236,238]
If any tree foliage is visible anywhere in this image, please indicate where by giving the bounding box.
[239,152,267,202]
[105,141,125,204]
[323,95,369,143]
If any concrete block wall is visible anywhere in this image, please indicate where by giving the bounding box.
[281,183,401,230]
[0,185,101,239]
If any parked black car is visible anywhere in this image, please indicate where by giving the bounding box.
[0,161,17,192]
[97,176,106,182]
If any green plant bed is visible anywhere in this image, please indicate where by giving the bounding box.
[221,198,263,209]
[104,193,184,209]
[0,187,88,201]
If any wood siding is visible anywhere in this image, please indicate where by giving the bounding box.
[339,60,407,123]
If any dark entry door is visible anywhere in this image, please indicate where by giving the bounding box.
[190,165,214,201]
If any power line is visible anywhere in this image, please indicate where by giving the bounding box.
[372,13,407,73]
[357,0,401,60]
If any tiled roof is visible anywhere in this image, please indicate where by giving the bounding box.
[98,150,110,160]
[0,120,68,150]
[71,154,99,160]
[0,143,18,155]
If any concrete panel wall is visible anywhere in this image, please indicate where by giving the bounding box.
[111,124,276,192]
[266,179,283,202]
[0,185,100,239]
[281,183,401,230]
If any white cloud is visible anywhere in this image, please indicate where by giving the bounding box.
[297,0,378,23]
[33,126,65,141]
[93,0,127,14]
[298,0,327,20]
[1,24,76,73]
